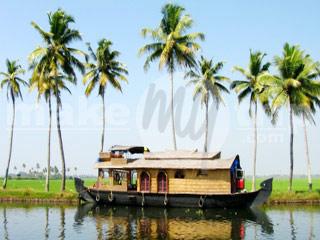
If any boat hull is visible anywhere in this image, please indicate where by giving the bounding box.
[75,178,273,209]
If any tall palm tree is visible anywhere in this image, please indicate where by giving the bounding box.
[230,50,271,191]
[139,3,204,150]
[29,59,69,191]
[293,57,320,191]
[262,43,320,191]
[185,56,229,152]
[29,9,85,191]
[29,67,55,191]
[0,59,27,189]
[83,39,128,152]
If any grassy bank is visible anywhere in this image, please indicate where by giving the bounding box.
[247,178,320,204]
[0,179,96,203]
[0,178,319,204]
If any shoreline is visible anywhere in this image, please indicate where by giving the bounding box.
[1,195,319,206]
[0,197,78,205]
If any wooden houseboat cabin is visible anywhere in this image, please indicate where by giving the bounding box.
[93,146,245,195]
[75,145,272,208]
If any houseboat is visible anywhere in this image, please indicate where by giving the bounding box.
[75,146,273,208]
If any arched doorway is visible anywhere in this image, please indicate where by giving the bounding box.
[140,171,150,192]
[157,171,167,193]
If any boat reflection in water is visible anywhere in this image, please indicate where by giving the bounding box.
[74,203,274,239]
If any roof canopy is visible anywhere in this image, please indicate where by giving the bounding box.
[95,155,237,170]
[144,150,221,160]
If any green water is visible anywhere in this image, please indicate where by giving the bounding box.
[0,203,319,239]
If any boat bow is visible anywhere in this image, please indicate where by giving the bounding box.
[251,178,273,208]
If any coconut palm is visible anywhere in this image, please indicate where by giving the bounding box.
[185,56,229,152]
[262,43,320,191]
[29,60,65,191]
[139,3,204,150]
[292,57,320,191]
[0,59,27,189]
[29,9,85,191]
[83,39,128,152]
[29,69,52,191]
[230,50,271,191]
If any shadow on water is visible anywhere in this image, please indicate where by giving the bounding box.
[74,203,274,239]
[59,207,66,240]
[45,206,49,240]
[3,207,9,240]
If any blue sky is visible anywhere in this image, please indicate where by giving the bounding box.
[0,0,319,177]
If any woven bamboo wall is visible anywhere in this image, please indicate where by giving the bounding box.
[137,169,231,194]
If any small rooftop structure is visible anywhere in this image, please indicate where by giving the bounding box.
[109,145,148,154]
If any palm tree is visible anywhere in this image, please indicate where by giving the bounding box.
[0,60,27,189]
[303,112,313,191]
[230,50,271,191]
[83,39,128,152]
[293,57,320,191]
[29,55,56,191]
[139,3,204,150]
[185,56,229,152]
[29,9,85,191]
[262,43,320,191]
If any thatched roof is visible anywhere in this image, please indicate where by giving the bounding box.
[94,156,235,170]
[144,150,221,160]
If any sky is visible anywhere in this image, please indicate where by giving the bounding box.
[0,0,319,177]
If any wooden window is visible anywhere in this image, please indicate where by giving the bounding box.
[140,171,150,192]
[197,170,208,176]
[174,170,185,179]
[157,171,167,193]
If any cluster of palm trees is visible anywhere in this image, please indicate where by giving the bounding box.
[1,4,319,193]
[1,9,128,192]
[138,4,320,192]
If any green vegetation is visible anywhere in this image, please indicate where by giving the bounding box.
[185,56,229,152]
[0,179,96,202]
[246,178,320,203]
[29,9,86,192]
[83,39,128,152]
[261,44,320,191]
[139,3,205,150]
[231,51,271,191]
[0,60,27,189]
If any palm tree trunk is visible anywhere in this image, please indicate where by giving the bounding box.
[45,96,52,192]
[303,114,312,191]
[252,103,258,191]
[56,97,66,192]
[289,104,294,191]
[204,99,208,152]
[100,93,106,152]
[2,100,15,189]
[170,71,177,150]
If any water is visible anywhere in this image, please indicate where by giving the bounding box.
[0,203,319,239]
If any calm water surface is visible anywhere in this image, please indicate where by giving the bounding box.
[0,203,319,239]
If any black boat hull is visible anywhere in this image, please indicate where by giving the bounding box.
[74,178,273,209]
